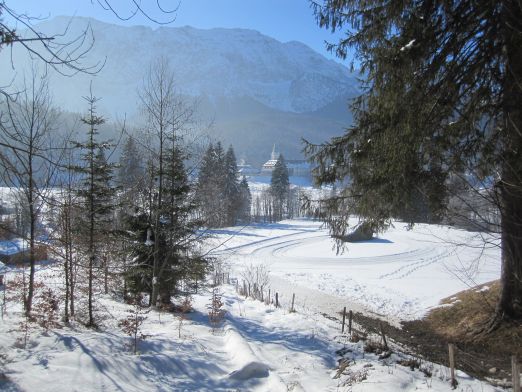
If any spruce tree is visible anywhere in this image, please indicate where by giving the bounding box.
[197,143,218,227]
[133,58,208,306]
[159,142,200,301]
[124,142,207,302]
[213,142,227,226]
[196,142,230,227]
[238,176,252,223]
[308,1,522,323]
[270,154,290,221]
[223,145,240,226]
[118,136,143,191]
[72,93,116,327]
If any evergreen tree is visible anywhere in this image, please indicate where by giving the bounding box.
[238,176,252,223]
[124,142,207,303]
[92,148,116,221]
[270,154,290,221]
[118,136,143,190]
[197,143,218,227]
[213,142,227,226]
[72,93,116,326]
[129,57,208,307]
[223,145,240,226]
[164,142,206,300]
[308,1,522,323]
[122,210,153,296]
[196,142,229,227]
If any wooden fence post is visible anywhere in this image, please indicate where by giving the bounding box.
[349,310,353,335]
[291,293,295,312]
[448,343,457,388]
[268,289,271,305]
[513,355,520,392]
[342,307,347,333]
[275,292,279,308]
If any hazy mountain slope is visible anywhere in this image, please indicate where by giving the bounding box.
[197,95,351,165]
[1,16,357,163]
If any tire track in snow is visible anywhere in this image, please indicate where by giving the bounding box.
[224,227,463,322]
[221,221,496,322]
[211,229,322,256]
[250,232,439,270]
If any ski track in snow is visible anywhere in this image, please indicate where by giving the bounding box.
[0,244,502,391]
[210,219,500,323]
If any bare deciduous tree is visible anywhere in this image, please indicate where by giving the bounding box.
[0,68,58,315]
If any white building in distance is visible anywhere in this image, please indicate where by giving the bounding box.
[261,144,280,174]
[260,145,312,178]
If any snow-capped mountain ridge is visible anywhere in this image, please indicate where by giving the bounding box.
[25,16,358,114]
[0,16,358,162]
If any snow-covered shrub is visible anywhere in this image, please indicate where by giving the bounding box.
[118,295,149,354]
[208,288,225,333]
[34,287,60,333]
[240,263,269,301]
[176,295,193,338]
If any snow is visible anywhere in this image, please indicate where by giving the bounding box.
[0,219,503,391]
[209,218,500,322]
[248,176,313,188]
[400,39,416,52]
[0,274,503,391]
[0,239,28,256]
[3,17,359,116]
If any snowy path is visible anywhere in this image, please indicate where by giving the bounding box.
[210,219,500,321]
[1,283,504,392]
[1,284,341,392]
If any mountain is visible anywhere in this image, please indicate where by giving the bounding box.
[0,16,358,165]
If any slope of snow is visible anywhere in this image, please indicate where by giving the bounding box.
[208,219,500,322]
[0,270,503,392]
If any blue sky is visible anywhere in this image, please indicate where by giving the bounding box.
[11,0,348,62]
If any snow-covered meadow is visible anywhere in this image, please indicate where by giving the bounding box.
[0,182,505,391]
[0,264,503,392]
[209,218,500,323]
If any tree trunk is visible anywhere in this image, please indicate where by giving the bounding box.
[498,186,522,320]
[62,196,73,323]
[26,198,36,316]
[69,238,75,317]
[151,117,164,309]
[123,249,128,302]
[88,252,94,326]
[88,124,95,327]
[104,254,109,295]
[64,223,70,323]
[497,0,522,321]
[25,146,36,316]
[66,186,75,318]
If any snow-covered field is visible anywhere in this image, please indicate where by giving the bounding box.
[209,218,500,323]
[0,269,503,392]
[0,216,504,391]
